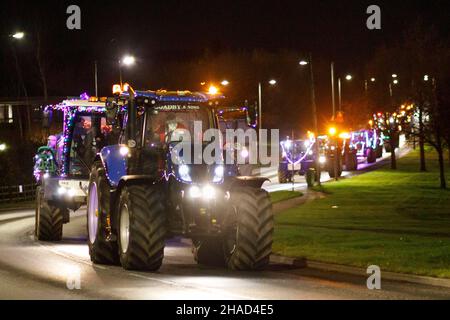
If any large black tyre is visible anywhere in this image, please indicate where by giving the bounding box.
[306,168,316,188]
[375,145,383,158]
[345,153,358,171]
[192,237,225,267]
[224,187,273,270]
[117,185,166,271]
[366,148,376,163]
[278,169,289,183]
[327,158,342,178]
[86,162,120,265]
[35,186,65,241]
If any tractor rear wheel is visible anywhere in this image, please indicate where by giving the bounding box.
[35,186,65,241]
[118,185,166,271]
[367,148,377,163]
[278,169,289,183]
[224,187,273,270]
[87,162,120,265]
[345,153,358,171]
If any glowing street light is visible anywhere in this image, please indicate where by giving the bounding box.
[119,55,135,85]
[299,60,308,66]
[12,32,24,39]
[220,80,229,86]
[0,143,6,152]
[345,74,352,81]
[393,79,399,84]
[423,75,429,81]
[268,79,277,85]
[370,77,376,82]
[121,55,136,66]
[392,74,397,78]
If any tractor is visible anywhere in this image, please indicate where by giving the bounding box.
[34,95,109,241]
[278,136,317,187]
[86,85,274,271]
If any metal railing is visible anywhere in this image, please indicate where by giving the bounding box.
[0,184,36,203]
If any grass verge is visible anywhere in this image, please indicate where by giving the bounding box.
[270,191,303,204]
[273,148,450,278]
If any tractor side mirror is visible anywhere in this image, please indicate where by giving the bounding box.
[42,109,52,128]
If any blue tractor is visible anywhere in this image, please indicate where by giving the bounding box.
[278,137,317,186]
[86,86,274,271]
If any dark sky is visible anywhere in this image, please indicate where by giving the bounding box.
[1,0,449,133]
[3,0,448,64]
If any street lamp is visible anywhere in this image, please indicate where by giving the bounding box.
[370,77,376,82]
[0,143,6,152]
[300,55,320,186]
[119,55,136,85]
[258,79,277,130]
[12,32,25,39]
[423,75,429,81]
[392,74,398,78]
[220,80,229,86]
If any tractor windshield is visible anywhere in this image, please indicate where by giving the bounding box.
[144,105,213,146]
[69,114,111,176]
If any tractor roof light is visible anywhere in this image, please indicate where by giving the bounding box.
[208,85,219,95]
[112,84,122,95]
[328,127,337,136]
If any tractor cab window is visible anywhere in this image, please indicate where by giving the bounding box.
[69,114,111,176]
[144,106,212,147]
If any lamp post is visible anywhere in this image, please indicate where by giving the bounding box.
[9,31,27,139]
[337,74,352,112]
[257,79,277,133]
[119,55,136,86]
[299,54,320,186]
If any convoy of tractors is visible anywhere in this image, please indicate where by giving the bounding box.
[32,83,406,272]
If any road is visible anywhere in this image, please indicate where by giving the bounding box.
[261,147,401,192]
[1,147,449,299]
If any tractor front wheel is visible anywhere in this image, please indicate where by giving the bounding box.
[118,185,166,271]
[87,163,120,265]
[35,186,65,241]
[224,187,273,270]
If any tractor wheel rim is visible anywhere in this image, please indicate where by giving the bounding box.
[87,183,99,244]
[120,204,130,254]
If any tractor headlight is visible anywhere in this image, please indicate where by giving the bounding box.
[188,184,216,200]
[240,147,249,159]
[319,156,326,164]
[178,164,192,182]
[213,165,224,183]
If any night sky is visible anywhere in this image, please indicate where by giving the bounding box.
[1,0,449,132]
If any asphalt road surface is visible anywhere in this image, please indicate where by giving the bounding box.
[1,148,449,299]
